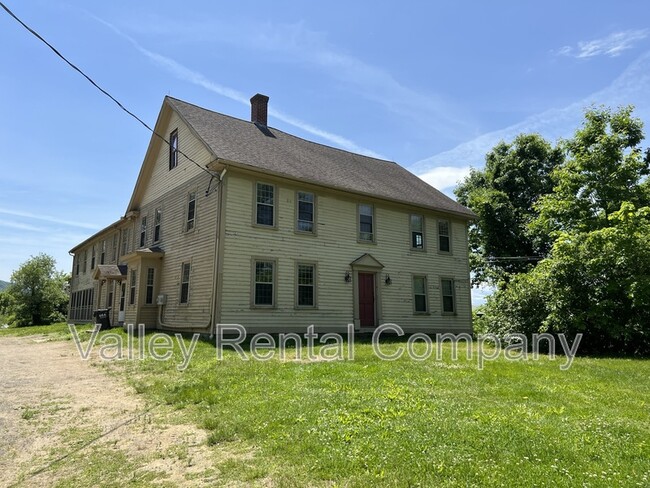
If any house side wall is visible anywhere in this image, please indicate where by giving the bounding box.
[68,230,121,323]
[133,172,219,329]
[219,171,472,333]
[139,110,213,208]
[125,108,219,329]
[68,109,219,329]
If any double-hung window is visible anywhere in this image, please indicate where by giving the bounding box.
[296,191,315,232]
[297,263,316,307]
[438,220,451,253]
[129,269,137,305]
[254,260,275,306]
[154,208,162,243]
[169,129,179,170]
[413,276,428,313]
[410,215,424,250]
[145,268,155,304]
[256,183,275,226]
[441,278,456,314]
[140,216,147,248]
[186,192,196,232]
[180,263,191,304]
[359,204,374,242]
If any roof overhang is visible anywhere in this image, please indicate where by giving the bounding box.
[92,264,128,281]
[121,247,165,263]
[69,217,127,254]
[209,159,477,221]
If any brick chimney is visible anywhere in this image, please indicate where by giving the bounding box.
[250,93,269,126]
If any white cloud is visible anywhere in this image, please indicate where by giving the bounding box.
[411,51,650,173]
[0,208,98,230]
[0,219,47,233]
[417,166,471,190]
[89,14,383,158]
[558,29,648,58]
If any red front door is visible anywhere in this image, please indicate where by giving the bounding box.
[358,273,376,327]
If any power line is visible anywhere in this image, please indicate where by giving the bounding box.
[0,1,218,181]
[486,256,543,262]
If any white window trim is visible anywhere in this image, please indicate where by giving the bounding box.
[358,203,376,243]
[253,182,277,229]
[295,261,318,309]
[412,275,429,314]
[251,257,277,308]
[440,277,457,315]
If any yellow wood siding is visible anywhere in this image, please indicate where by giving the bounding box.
[219,171,472,333]
[140,111,214,208]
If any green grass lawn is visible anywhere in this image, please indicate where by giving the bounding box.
[4,324,650,486]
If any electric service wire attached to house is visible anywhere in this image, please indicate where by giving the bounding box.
[0,1,219,182]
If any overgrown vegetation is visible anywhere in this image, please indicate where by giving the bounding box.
[458,106,650,355]
[0,253,69,327]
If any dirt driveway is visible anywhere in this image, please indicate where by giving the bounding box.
[0,335,220,487]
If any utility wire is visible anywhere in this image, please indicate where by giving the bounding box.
[486,256,543,262]
[0,1,218,180]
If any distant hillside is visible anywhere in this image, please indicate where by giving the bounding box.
[0,280,9,291]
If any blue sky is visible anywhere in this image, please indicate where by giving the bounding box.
[1,1,650,305]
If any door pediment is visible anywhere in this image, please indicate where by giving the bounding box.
[350,253,384,269]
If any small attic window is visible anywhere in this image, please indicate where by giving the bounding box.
[169,129,179,170]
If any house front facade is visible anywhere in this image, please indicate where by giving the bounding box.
[68,94,475,334]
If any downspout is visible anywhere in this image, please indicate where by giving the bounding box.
[158,168,227,333]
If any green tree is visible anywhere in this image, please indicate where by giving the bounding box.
[455,133,564,285]
[533,105,650,235]
[480,106,650,355]
[5,254,69,326]
[483,204,650,355]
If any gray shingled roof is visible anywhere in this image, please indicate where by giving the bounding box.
[167,97,475,219]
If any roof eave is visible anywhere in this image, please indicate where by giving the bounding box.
[69,217,126,254]
[209,158,476,220]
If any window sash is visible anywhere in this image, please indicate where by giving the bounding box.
[297,192,314,232]
[140,217,147,248]
[112,235,117,262]
[359,204,374,241]
[413,276,428,312]
[129,270,136,305]
[438,220,451,252]
[254,261,274,306]
[169,130,178,170]
[186,193,196,231]
[410,215,424,249]
[145,268,155,304]
[256,183,275,226]
[441,279,455,313]
[180,263,191,303]
[297,264,315,307]
[154,209,162,242]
